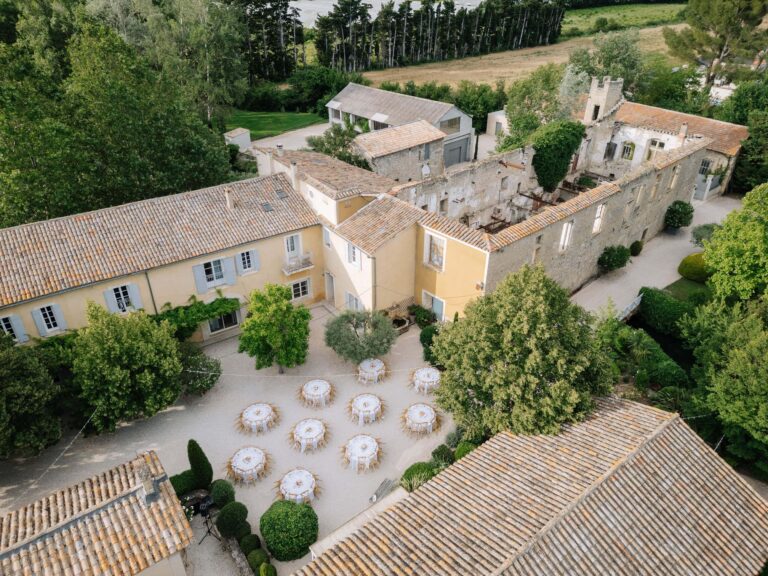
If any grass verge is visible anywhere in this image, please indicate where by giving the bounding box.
[225,110,324,140]
[664,278,712,303]
[560,3,686,38]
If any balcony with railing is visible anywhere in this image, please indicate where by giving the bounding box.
[282,252,314,275]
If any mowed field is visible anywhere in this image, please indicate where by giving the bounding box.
[363,24,684,87]
[560,3,685,35]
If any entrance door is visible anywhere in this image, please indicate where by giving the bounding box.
[285,234,300,260]
[444,137,469,167]
[325,273,335,304]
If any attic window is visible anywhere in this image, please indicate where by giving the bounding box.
[262,202,274,212]
[276,189,288,200]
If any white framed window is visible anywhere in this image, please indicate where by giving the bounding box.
[323,227,331,247]
[1,316,16,341]
[621,142,635,160]
[285,234,300,257]
[209,311,239,333]
[40,305,59,331]
[113,285,132,312]
[422,290,445,322]
[347,242,361,268]
[291,279,310,300]
[559,221,574,252]
[646,138,665,160]
[699,158,712,175]
[345,292,361,311]
[424,232,446,271]
[592,204,606,234]
[239,251,253,272]
[204,259,224,283]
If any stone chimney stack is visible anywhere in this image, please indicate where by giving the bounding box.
[276,144,285,157]
[224,187,233,210]
[679,122,689,143]
[583,76,624,124]
[290,161,298,191]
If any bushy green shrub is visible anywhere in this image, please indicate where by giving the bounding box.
[240,534,261,555]
[216,502,248,538]
[188,439,213,489]
[647,356,689,389]
[630,240,644,256]
[454,441,477,460]
[400,461,438,492]
[169,470,196,497]
[419,324,439,364]
[324,310,397,363]
[210,479,235,508]
[678,253,710,283]
[638,287,694,337]
[664,201,694,229]
[634,369,650,391]
[445,427,464,449]
[691,223,720,247]
[180,342,221,396]
[247,549,269,573]
[409,304,436,329]
[260,564,277,576]
[652,386,689,412]
[598,245,631,271]
[260,501,319,561]
[431,444,454,466]
[234,521,252,541]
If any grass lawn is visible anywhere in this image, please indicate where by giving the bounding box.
[665,278,712,303]
[225,110,324,140]
[560,3,686,37]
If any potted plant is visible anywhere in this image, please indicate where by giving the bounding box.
[392,315,410,335]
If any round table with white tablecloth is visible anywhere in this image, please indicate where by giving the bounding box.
[412,367,441,394]
[358,358,386,385]
[343,435,380,473]
[301,379,333,408]
[279,469,318,504]
[292,418,327,453]
[349,393,383,425]
[228,446,267,483]
[239,403,278,434]
[403,403,439,435]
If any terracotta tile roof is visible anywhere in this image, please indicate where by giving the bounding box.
[420,212,492,251]
[328,83,456,126]
[257,148,396,200]
[615,101,749,156]
[0,174,319,307]
[295,398,768,576]
[354,120,445,158]
[334,195,425,254]
[0,452,193,576]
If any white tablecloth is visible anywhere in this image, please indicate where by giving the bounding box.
[229,447,266,483]
[302,379,332,407]
[241,403,276,433]
[405,403,437,434]
[293,418,326,453]
[350,393,382,425]
[358,358,386,384]
[280,469,317,503]
[413,367,441,394]
[345,435,379,472]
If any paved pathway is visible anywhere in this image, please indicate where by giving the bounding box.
[571,194,741,313]
[251,123,329,151]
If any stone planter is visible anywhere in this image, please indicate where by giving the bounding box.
[392,317,410,336]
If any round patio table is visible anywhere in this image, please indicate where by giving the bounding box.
[344,435,379,472]
[301,379,332,407]
[229,447,267,483]
[412,367,441,394]
[405,403,437,435]
[293,418,327,453]
[350,393,382,425]
[358,358,386,385]
[240,403,277,433]
[279,469,317,504]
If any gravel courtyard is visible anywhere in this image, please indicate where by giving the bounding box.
[0,306,451,574]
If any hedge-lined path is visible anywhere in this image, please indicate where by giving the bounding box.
[0,307,449,574]
[571,194,742,314]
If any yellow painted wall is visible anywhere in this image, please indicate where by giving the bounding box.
[322,228,374,311]
[336,196,374,223]
[1,226,325,342]
[414,226,487,320]
[374,225,417,310]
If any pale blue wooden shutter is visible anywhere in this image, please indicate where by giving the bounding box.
[222,258,236,286]
[8,315,28,343]
[250,250,260,272]
[127,284,143,310]
[51,304,67,331]
[235,252,246,275]
[31,308,47,336]
[193,265,208,294]
[103,287,119,312]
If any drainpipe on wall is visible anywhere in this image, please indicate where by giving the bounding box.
[144,270,159,314]
[370,255,376,311]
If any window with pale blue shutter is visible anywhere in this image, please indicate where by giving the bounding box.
[236,250,261,275]
[222,258,236,286]
[51,304,67,331]
[32,305,65,336]
[250,250,261,272]
[31,308,47,336]
[1,314,27,343]
[127,284,143,310]
[193,264,208,294]
[103,287,120,312]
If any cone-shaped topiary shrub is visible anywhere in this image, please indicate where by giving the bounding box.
[187,439,213,489]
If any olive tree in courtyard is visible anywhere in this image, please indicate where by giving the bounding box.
[432,265,613,439]
[239,284,311,373]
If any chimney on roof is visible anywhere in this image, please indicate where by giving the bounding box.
[138,462,158,504]
[289,161,298,191]
[679,122,689,143]
[276,144,284,157]
[224,187,233,210]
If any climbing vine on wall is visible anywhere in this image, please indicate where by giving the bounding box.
[529,121,586,193]
[154,295,242,341]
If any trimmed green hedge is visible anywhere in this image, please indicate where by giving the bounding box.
[260,501,319,561]
[247,549,269,573]
[455,441,478,460]
[638,287,693,337]
[431,444,454,466]
[420,324,439,364]
[240,534,261,555]
[188,439,213,489]
[210,479,235,508]
[401,461,438,492]
[598,245,631,272]
[216,502,248,538]
[664,201,694,229]
[259,564,277,576]
[678,252,710,283]
[169,470,197,497]
[630,240,644,256]
[234,521,252,541]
